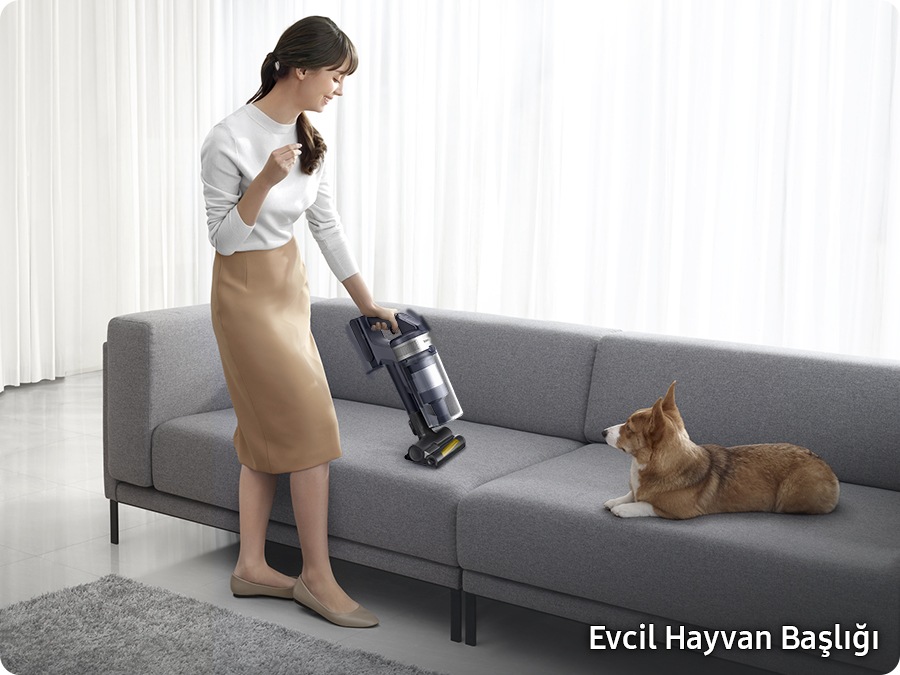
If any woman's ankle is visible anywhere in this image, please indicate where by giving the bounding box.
[234,558,268,576]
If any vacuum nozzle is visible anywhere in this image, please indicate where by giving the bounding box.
[426,436,466,467]
[407,431,466,467]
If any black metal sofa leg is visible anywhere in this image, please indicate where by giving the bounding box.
[451,588,462,642]
[464,591,476,646]
[110,500,119,545]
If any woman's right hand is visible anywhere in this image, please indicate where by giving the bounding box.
[259,143,302,187]
[237,143,302,226]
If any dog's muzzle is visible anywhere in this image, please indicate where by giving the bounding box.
[603,424,622,449]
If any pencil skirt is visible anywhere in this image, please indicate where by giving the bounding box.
[210,236,341,474]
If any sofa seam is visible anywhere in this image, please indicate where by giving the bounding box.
[581,329,624,443]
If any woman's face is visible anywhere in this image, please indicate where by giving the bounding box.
[297,57,351,113]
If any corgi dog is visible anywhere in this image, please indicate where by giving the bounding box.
[602,382,840,519]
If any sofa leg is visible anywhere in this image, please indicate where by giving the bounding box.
[110,500,119,545]
[464,591,476,646]
[450,588,462,642]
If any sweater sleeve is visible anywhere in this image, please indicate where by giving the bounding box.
[200,124,254,256]
[305,153,360,281]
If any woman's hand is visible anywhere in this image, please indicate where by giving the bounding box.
[368,305,399,334]
[258,143,302,188]
[237,143,301,226]
[340,274,399,333]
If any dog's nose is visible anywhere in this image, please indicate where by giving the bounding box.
[601,429,608,438]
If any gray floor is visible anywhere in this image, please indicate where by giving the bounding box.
[0,371,767,675]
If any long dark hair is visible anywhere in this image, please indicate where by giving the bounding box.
[247,16,358,175]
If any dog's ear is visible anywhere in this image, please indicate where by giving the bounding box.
[661,380,688,434]
[662,381,677,412]
[648,396,667,445]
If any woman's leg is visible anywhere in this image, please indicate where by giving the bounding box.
[233,464,296,587]
[290,461,359,614]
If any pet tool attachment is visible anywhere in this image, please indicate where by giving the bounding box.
[348,311,466,467]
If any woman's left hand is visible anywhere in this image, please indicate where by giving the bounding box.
[369,305,399,334]
[340,274,399,333]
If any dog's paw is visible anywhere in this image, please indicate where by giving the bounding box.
[604,493,633,510]
[611,502,658,518]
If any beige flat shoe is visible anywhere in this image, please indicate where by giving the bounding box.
[292,577,379,628]
[230,573,296,599]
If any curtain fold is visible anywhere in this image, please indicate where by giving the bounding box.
[1,0,898,392]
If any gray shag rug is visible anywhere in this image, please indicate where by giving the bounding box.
[0,574,447,675]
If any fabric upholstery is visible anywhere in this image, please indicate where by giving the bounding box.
[105,300,900,674]
[585,331,900,490]
[150,398,583,567]
[311,297,616,442]
[458,445,900,673]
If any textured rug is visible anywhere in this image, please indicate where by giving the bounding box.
[0,575,447,675]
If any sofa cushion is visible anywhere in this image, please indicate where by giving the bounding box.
[457,445,900,673]
[311,297,616,442]
[585,332,900,491]
[324,398,583,566]
[151,408,245,510]
[150,400,583,568]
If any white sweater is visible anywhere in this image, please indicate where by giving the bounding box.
[200,103,359,281]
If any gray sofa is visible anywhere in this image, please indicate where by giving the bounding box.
[103,297,900,675]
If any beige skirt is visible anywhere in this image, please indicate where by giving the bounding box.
[210,236,341,474]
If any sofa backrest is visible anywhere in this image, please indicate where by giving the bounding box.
[584,331,900,491]
[311,298,616,442]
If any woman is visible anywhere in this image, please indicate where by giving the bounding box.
[200,16,397,628]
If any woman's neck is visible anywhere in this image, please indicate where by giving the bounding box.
[252,84,301,125]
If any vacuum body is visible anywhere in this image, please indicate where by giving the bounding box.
[348,311,466,467]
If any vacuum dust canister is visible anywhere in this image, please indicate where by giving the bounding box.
[390,330,463,430]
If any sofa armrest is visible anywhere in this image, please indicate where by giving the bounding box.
[105,303,230,487]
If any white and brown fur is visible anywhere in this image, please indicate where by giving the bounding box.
[602,382,840,519]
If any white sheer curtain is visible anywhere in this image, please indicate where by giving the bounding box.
[1,0,216,390]
[1,0,898,392]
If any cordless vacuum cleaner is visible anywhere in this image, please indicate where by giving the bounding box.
[348,311,466,467]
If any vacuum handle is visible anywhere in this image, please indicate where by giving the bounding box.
[365,315,397,331]
[365,312,421,335]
